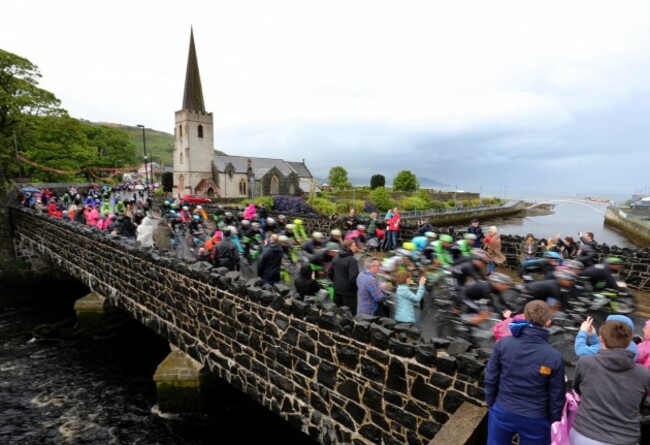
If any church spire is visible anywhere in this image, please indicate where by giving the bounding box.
[182,28,206,112]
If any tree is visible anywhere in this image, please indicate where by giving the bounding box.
[0,49,66,180]
[392,170,419,192]
[328,166,350,190]
[370,174,385,189]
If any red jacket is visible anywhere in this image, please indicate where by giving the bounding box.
[388,213,400,231]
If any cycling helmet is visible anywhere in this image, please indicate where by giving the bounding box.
[169,210,177,216]
[402,242,416,251]
[326,242,340,251]
[228,226,238,235]
[193,215,200,221]
[562,259,584,270]
[554,269,578,281]
[543,251,562,260]
[424,231,437,239]
[489,273,512,286]
[440,234,454,243]
[293,219,302,225]
[605,256,623,265]
[182,206,189,211]
[357,225,366,231]
[285,224,295,230]
[251,222,260,228]
[196,205,202,210]
[463,233,477,240]
[331,229,342,237]
[278,215,287,221]
[312,232,324,239]
[240,219,251,227]
[266,217,276,225]
[164,201,170,206]
[278,235,290,244]
[225,212,233,217]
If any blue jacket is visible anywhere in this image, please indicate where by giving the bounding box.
[574,314,639,359]
[485,321,565,422]
[394,284,425,323]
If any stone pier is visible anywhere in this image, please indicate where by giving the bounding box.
[154,347,204,413]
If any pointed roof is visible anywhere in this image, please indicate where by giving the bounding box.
[182,28,206,112]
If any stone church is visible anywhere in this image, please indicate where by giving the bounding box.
[173,30,316,198]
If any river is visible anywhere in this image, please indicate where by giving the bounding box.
[0,279,317,445]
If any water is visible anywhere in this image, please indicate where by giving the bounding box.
[0,282,317,445]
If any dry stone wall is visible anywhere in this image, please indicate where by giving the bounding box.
[10,207,487,445]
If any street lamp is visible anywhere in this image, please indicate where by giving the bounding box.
[250,172,255,199]
[137,125,149,191]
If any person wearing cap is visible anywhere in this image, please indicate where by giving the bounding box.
[329,239,360,312]
[308,242,339,271]
[257,233,283,285]
[454,233,476,260]
[467,218,484,248]
[571,319,649,445]
[574,314,638,359]
[193,205,208,223]
[282,223,297,244]
[302,232,325,255]
[581,257,626,293]
[485,300,565,445]
[636,319,650,368]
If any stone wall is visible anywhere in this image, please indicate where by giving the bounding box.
[10,207,487,445]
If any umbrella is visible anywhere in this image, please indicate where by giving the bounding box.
[20,187,41,194]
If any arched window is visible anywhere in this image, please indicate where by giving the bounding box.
[270,175,279,195]
[198,125,203,138]
[289,184,295,195]
[239,178,247,195]
[180,152,183,164]
[179,125,182,137]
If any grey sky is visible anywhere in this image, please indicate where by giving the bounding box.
[3,0,650,194]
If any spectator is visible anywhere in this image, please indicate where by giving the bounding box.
[393,270,426,323]
[342,208,359,233]
[485,300,565,445]
[356,258,386,316]
[636,319,650,368]
[294,264,320,298]
[467,218,484,248]
[571,319,650,445]
[257,233,283,285]
[329,239,359,312]
[575,314,638,359]
[384,207,400,251]
[519,233,539,265]
[483,225,506,274]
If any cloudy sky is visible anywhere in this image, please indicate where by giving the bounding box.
[3,0,650,195]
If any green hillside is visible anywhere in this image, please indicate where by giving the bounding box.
[98,123,226,167]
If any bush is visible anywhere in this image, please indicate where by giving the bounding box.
[273,195,316,214]
[429,200,446,210]
[446,199,456,208]
[399,196,429,211]
[369,186,395,212]
[308,197,336,215]
[335,199,365,215]
[240,195,275,209]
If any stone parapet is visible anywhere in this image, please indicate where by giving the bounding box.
[9,207,488,444]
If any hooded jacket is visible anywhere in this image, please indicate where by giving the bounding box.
[484,321,565,422]
[329,247,359,296]
[573,348,650,445]
[257,242,283,283]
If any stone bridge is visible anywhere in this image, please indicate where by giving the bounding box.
[9,206,488,445]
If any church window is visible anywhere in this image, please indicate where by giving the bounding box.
[270,175,279,195]
[179,125,182,137]
[198,125,203,138]
[180,152,183,164]
[239,178,247,195]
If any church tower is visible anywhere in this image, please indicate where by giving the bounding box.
[174,28,214,195]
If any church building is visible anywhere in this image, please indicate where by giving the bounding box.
[173,30,316,198]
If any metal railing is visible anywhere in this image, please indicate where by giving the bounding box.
[400,200,519,219]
